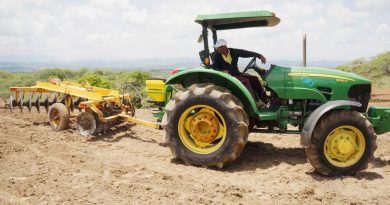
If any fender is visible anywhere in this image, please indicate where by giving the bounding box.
[166,68,259,118]
[300,100,362,148]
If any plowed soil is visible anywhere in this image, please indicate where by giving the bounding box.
[0,89,389,204]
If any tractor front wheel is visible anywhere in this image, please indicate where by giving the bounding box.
[306,110,377,175]
[162,84,249,168]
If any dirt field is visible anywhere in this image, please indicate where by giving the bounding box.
[0,89,389,204]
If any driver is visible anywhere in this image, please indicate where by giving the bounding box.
[211,39,266,105]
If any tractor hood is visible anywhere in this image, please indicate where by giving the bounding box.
[265,65,371,102]
[287,66,371,83]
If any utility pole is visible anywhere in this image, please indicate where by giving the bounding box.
[303,33,307,67]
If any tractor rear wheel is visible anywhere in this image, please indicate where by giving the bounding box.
[48,103,70,131]
[306,110,377,175]
[162,84,249,168]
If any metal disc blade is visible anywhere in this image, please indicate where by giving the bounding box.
[35,98,40,113]
[74,97,82,108]
[76,112,97,136]
[61,95,66,104]
[44,96,49,113]
[17,96,23,112]
[70,97,74,112]
[8,95,13,111]
[52,95,57,104]
[27,97,32,113]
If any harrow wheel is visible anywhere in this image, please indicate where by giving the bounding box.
[48,103,70,131]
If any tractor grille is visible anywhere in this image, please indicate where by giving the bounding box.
[348,84,371,112]
[317,87,332,101]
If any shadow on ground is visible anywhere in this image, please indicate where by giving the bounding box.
[222,141,307,172]
[306,170,383,181]
[87,124,157,144]
[371,157,390,168]
[83,123,385,180]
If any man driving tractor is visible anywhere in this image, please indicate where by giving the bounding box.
[211,39,266,106]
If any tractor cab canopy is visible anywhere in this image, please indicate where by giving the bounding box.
[195,10,280,67]
[195,10,280,30]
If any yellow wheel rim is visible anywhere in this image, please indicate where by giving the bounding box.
[178,105,227,154]
[51,110,61,127]
[324,125,366,167]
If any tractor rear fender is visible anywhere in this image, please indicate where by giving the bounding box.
[165,68,259,118]
[300,100,362,148]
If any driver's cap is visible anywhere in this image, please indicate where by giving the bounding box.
[213,39,227,48]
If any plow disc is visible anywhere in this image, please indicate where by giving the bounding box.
[76,112,98,136]
[7,93,84,113]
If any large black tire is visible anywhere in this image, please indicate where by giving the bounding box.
[306,110,377,176]
[48,103,70,131]
[162,84,249,168]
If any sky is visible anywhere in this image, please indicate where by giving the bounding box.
[0,0,389,63]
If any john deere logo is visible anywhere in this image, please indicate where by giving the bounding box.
[301,76,314,86]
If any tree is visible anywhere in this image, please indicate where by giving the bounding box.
[38,68,77,80]
[77,68,89,77]
[118,70,151,87]
[78,74,111,88]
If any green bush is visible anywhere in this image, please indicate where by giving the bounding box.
[118,70,151,87]
[78,74,111,88]
[0,71,11,78]
[38,68,77,80]
[77,68,89,77]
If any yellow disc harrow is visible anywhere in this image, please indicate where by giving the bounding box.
[7,80,161,135]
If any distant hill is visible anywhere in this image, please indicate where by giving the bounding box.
[336,51,390,87]
[0,58,201,72]
[0,59,347,72]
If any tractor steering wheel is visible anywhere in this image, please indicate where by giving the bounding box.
[242,57,267,77]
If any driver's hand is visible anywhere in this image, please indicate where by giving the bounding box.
[259,54,267,64]
[223,70,230,74]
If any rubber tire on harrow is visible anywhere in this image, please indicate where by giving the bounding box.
[306,110,377,176]
[162,84,249,168]
[48,103,70,131]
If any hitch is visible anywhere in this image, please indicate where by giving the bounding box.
[367,106,390,135]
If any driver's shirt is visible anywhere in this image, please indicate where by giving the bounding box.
[222,49,232,64]
[211,48,261,76]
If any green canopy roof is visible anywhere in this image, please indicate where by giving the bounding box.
[195,10,280,30]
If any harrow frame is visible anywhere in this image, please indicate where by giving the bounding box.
[8,80,161,135]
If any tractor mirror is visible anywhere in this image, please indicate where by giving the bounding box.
[197,34,203,43]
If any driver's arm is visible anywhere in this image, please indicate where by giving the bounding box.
[233,48,266,64]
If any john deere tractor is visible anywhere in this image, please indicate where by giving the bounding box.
[145,11,390,175]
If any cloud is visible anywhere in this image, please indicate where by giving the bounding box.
[0,0,389,62]
[355,0,390,12]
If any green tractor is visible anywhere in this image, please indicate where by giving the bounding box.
[146,10,390,176]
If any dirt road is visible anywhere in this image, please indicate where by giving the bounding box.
[0,89,389,204]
